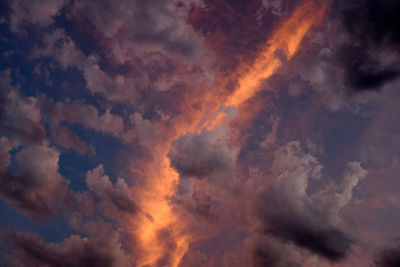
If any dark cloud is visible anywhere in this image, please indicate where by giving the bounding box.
[374,242,400,267]
[333,0,400,92]
[338,45,399,91]
[168,132,235,182]
[339,0,400,46]
[254,142,352,262]
[256,187,352,262]
[0,229,131,267]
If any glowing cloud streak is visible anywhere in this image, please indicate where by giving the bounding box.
[225,1,325,108]
[133,1,325,266]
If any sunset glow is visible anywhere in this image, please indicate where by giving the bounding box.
[2,0,400,266]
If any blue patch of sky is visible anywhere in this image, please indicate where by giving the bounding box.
[0,200,76,243]
[57,122,134,189]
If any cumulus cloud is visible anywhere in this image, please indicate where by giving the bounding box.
[0,229,132,267]
[36,29,87,70]
[169,131,236,185]
[74,0,206,63]
[9,0,65,32]
[166,130,238,224]
[255,142,352,262]
[0,140,68,220]
[0,88,46,144]
[50,125,90,155]
[35,30,139,103]
[1,81,124,154]
[85,164,136,216]
[39,96,124,137]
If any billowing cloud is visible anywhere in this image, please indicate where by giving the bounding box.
[86,164,136,215]
[74,0,206,63]
[169,131,236,183]
[255,142,352,262]
[9,0,65,32]
[0,87,45,144]
[0,140,68,220]
[0,229,132,267]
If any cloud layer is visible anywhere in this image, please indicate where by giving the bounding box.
[1,0,400,266]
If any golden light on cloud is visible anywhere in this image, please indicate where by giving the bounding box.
[225,0,325,107]
[133,1,325,266]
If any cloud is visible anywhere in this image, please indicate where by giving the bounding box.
[0,229,132,267]
[252,235,301,267]
[85,165,136,215]
[81,56,138,102]
[0,140,68,220]
[260,0,289,17]
[9,0,65,32]
[373,241,400,267]
[74,0,206,63]
[50,125,90,155]
[331,161,367,212]
[255,142,352,262]
[39,96,124,137]
[169,131,236,184]
[1,83,124,153]
[0,88,46,144]
[332,0,400,92]
[36,29,87,70]
[35,30,139,103]
[5,0,399,265]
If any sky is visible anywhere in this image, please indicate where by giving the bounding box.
[0,0,400,266]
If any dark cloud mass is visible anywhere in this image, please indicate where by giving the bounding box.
[254,142,352,262]
[257,195,352,261]
[374,242,400,267]
[334,0,400,91]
